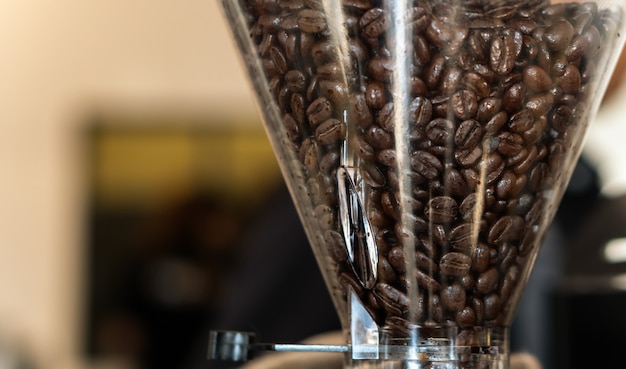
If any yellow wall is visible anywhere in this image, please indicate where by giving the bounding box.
[0,1,257,368]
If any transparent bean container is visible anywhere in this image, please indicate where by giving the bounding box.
[220,1,626,368]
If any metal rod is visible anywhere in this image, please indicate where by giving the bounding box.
[257,343,349,353]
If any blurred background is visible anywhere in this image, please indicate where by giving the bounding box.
[1,1,626,369]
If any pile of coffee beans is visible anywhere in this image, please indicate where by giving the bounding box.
[236,0,620,338]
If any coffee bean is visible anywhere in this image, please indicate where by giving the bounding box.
[490,32,517,75]
[522,65,552,92]
[315,118,345,145]
[441,282,466,312]
[416,269,442,291]
[411,150,443,180]
[557,64,582,94]
[360,7,390,39]
[365,125,393,149]
[544,19,575,51]
[426,118,455,145]
[451,89,479,121]
[409,96,433,126]
[476,268,499,294]
[365,81,386,109]
[306,97,333,127]
[374,283,409,317]
[456,306,477,328]
[368,56,394,82]
[483,293,501,320]
[377,102,394,132]
[426,196,458,224]
[350,93,374,129]
[496,131,524,156]
[324,229,348,263]
[488,215,524,244]
[440,252,472,277]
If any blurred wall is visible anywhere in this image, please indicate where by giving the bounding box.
[0,1,257,368]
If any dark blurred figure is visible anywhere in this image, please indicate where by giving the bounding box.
[89,191,244,369]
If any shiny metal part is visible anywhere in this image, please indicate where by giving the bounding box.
[207,330,348,362]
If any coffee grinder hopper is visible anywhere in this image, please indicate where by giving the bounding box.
[211,1,626,368]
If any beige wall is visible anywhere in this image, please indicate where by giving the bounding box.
[0,1,256,368]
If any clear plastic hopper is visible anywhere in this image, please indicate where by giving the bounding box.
[215,1,626,368]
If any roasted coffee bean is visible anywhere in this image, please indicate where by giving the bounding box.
[483,152,505,185]
[483,111,509,135]
[487,215,524,244]
[525,92,554,117]
[366,125,393,149]
[409,96,433,126]
[324,230,348,263]
[427,293,444,323]
[360,8,390,39]
[297,8,327,33]
[476,97,502,123]
[544,19,575,51]
[476,268,499,294]
[379,256,397,283]
[316,62,343,81]
[460,273,475,290]
[455,146,482,168]
[307,97,333,127]
[377,149,396,166]
[456,306,477,328]
[368,55,394,82]
[472,243,490,273]
[444,168,468,198]
[425,54,446,89]
[411,150,443,180]
[387,246,406,274]
[490,32,517,75]
[426,118,455,145]
[315,118,346,145]
[451,89,479,121]
[503,82,527,112]
[416,268,442,291]
[508,109,534,133]
[450,223,475,252]
[497,131,524,156]
[426,196,458,224]
[557,64,582,94]
[529,162,549,191]
[522,65,552,92]
[350,93,374,129]
[374,283,409,317]
[551,104,574,132]
[483,293,501,320]
[351,134,375,162]
[440,252,472,277]
[361,160,386,187]
[377,102,394,132]
[496,170,525,198]
[441,282,466,313]
[365,81,386,109]
[442,66,463,95]
[314,204,334,229]
[416,251,437,272]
